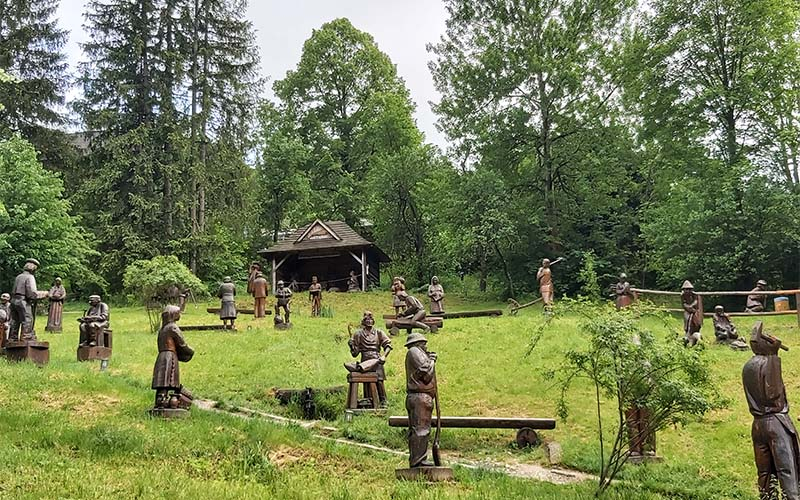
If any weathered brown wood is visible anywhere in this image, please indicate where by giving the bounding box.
[182,324,236,331]
[388,416,556,430]
[385,318,444,328]
[632,287,800,297]
[383,310,502,320]
[206,307,267,315]
[664,308,799,317]
[796,293,800,327]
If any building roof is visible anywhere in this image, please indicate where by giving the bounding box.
[257,220,391,261]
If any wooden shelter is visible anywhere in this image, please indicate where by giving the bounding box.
[257,220,390,292]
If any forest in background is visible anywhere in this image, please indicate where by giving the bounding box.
[1,0,799,299]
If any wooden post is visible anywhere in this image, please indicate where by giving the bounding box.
[796,292,800,327]
[271,258,277,294]
[361,249,367,291]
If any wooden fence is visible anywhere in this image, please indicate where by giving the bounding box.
[630,287,800,326]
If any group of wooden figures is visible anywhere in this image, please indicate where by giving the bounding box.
[8,257,800,492]
[612,273,773,348]
[0,258,112,365]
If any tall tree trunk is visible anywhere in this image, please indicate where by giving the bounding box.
[479,245,487,293]
[189,0,200,273]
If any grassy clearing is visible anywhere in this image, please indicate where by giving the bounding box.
[2,291,794,498]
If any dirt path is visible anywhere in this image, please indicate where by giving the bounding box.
[194,399,595,485]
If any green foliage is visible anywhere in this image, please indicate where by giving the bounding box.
[0,136,101,292]
[544,299,723,494]
[0,0,70,165]
[578,252,602,301]
[273,18,419,225]
[75,0,261,290]
[123,255,206,306]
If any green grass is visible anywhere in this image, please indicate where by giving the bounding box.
[2,291,793,498]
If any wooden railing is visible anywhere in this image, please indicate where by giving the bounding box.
[630,287,800,325]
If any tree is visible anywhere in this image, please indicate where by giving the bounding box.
[0,136,101,292]
[274,18,414,225]
[123,254,206,332]
[75,0,261,289]
[430,0,637,249]
[544,300,721,495]
[0,0,71,168]
[254,102,311,246]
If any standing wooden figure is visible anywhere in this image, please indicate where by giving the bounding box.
[252,272,269,319]
[391,277,406,315]
[428,276,445,315]
[743,322,800,500]
[309,276,322,317]
[537,257,563,309]
[150,305,194,417]
[681,281,702,346]
[614,273,633,310]
[217,276,237,329]
[347,270,360,292]
[46,277,66,332]
[274,280,293,327]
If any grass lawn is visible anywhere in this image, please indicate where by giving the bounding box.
[2,290,795,499]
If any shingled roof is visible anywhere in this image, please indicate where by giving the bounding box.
[258,220,390,261]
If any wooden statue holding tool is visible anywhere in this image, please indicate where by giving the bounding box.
[396,333,453,481]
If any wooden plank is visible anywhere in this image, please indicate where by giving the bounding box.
[206,307,269,315]
[182,325,234,331]
[383,310,502,320]
[664,308,798,317]
[632,287,800,297]
[388,416,556,430]
[385,318,443,329]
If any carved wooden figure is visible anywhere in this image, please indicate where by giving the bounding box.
[45,277,66,332]
[743,322,800,500]
[428,276,445,315]
[309,276,322,317]
[151,305,195,417]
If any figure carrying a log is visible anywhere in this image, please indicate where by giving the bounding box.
[391,276,406,315]
[746,280,768,313]
[246,262,261,295]
[537,257,563,310]
[309,276,322,317]
[45,277,66,332]
[151,305,195,415]
[252,271,269,319]
[217,276,237,329]
[404,332,438,468]
[681,281,702,347]
[428,276,445,315]
[742,321,800,500]
[78,295,109,347]
[395,291,430,333]
[344,310,392,406]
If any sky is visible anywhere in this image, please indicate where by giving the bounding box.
[56,0,451,149]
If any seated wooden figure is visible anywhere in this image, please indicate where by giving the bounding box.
[745,280,768,313]
[344,311,392,408]
[150,305,195,417]
[77,295,112,361]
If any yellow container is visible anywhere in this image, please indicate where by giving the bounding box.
[774,296,790,312]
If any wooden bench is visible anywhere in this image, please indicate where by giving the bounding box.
[388,415,556,447]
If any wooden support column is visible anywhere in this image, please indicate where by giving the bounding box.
[271,258,277,294]
[796,292,800,327]
[361,249,367,291]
